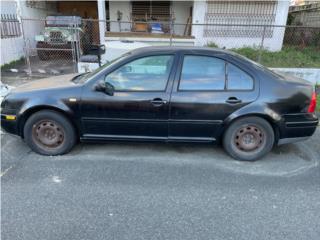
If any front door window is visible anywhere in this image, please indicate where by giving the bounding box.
[105,55,174,91]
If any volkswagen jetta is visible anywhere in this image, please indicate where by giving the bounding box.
[1,47,318,161]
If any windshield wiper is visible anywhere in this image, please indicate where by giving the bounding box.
[71,72,90,83]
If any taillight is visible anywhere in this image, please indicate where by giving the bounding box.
[308,91,317,113]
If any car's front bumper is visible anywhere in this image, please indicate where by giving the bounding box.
[1,113,19,135]
[278,113,318,145]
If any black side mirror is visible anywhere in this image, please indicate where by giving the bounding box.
[105,82,115,96]
[94,80,114,96]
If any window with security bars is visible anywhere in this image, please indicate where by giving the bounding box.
[204,0,278,38]
[131,1,171,21]
[0,14,21,39]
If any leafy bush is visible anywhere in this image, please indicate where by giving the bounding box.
[1,57,25,71]
[206,42,219,48]
[231,46,320,68]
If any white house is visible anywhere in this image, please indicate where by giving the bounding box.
[1,0,290,66]
[0,1,24,66]
[102,0,290,50]
[0,0,56,65]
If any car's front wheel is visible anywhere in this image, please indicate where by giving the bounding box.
[24,110,76,156]
[223,117,274,161]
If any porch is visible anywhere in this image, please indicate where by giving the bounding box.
[55,0,195,46]
[105,31,195,46]
[104,1,194,46]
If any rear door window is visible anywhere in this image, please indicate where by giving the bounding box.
[179,55,226,91]
[227,63,254,90]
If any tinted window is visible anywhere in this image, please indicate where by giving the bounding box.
[179,56,225,91]
[227,64,253,90]
[105,55,173,91]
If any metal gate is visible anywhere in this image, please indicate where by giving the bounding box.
[21,16,81,78]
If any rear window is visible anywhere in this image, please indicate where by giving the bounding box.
[179,55,254,91]
[179,56,225,90]
[227,64,253,90]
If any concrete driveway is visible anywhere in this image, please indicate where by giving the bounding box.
[1,129,320,240]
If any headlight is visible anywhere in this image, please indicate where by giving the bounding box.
[44,31,50,38]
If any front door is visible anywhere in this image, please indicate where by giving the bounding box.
[169,53,259,141]
[81,54,175,140]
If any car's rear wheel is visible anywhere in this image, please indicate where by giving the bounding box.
[223,117,274,161]
[24,110,76,156]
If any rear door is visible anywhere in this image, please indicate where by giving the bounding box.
[169,52,259,141]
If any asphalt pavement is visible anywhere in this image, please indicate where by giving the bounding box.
[1,129,320,240]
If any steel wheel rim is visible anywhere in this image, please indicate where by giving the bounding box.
[32,120,65,149]
[234,125,265,152]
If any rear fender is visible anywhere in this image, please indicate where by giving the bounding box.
[219,104,283,141]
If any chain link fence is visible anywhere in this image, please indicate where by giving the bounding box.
[1,18,319,81]
[21,17,81,77]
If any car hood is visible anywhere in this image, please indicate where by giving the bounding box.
[12,73,79,93]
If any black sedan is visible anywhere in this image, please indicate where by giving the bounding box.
[1,47,318,161]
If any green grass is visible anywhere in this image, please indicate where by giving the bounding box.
[232,46,320,68]
[0,57,25,71]
[317,94,320,113]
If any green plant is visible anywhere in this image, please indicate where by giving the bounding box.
[206,42,219,48]
[229,46,320,68]
[0,57,25,71]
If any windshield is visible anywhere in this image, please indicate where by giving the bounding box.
[73,53,130,84]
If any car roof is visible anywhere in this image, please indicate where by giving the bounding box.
[129,46,234,55]
[127,46,270,76]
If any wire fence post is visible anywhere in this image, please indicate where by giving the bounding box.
[169,19,173,46]
[258,25,267,63]
[20,18,32,78]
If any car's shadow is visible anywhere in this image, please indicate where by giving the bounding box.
[2,129,319,177]
[65,136,319,177]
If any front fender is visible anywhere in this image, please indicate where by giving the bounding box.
[17,97,79,137]
[18,97,73,118]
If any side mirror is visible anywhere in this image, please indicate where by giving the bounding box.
[105,82,115,96]
[94,80,114,96]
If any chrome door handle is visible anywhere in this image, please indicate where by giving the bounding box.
[226,97,242,104]
[150,98,167,106]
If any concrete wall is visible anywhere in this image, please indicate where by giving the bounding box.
[0,37,25,66]
[191,0,206,46]
[192,0,290,51]
[109,1,131,32]
[171,1,193,35]
[0,1,24,65]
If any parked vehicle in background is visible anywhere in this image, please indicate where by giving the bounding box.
[77,41,151,73]
[1,47,318,161]
[35,16,82,60]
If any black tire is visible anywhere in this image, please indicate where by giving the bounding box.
[223,117,274,161]
[23,110,76,156]
[37,42,50,60]
[38,50,50,61]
